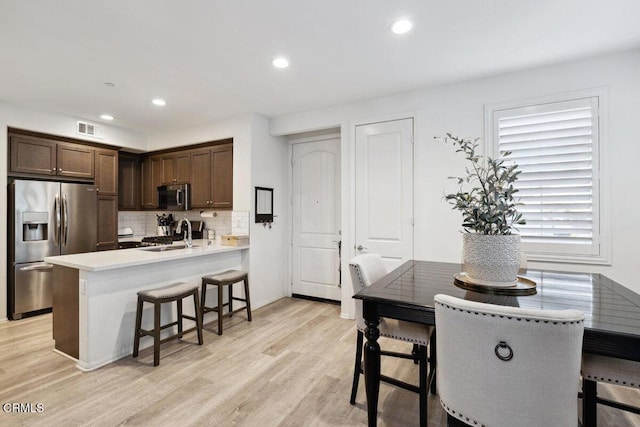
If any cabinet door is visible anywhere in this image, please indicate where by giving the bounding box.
[118,154,141,210]
[161,152,191,183]
[95,149,118,195]
[175,152,191,183]
[142,156,163,209]
[97,195,118,251]
[161,156,176,184]
[211,144,233,209]
[190,149,212,208]
[141,157,152,208]
[57,143,95,179]
[9,135,57,176]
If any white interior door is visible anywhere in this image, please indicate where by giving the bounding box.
[355,118,413,270]
[291,138,341,300]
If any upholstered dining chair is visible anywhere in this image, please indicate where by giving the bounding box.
[581,354,640,426]
[349,254,435,427]
[434,294,584,427]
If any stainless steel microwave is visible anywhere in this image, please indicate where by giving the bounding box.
[157,183,190,210]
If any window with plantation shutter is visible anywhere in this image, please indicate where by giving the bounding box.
[486,91,609,264]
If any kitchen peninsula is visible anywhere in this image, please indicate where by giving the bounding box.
[45,241,248,371]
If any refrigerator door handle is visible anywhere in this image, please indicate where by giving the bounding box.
[63,194,69,246]
[54,193,61,245]
[19,262,54,272]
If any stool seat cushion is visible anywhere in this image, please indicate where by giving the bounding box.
[138,282,198,300]
[203,270,247,284]
[582,353,640,388]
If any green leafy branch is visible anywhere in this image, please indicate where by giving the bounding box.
[436,133,526,235]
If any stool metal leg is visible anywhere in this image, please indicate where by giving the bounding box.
[133,296,144,357]
[217,283,224,335]
[244,276,252,321]
[228,282,233,317]
[153,301,161,366]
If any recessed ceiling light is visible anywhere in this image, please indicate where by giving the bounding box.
[152,98,166,106]
[390,19,413,35]
[100,114,114,121]
[272,57,289,69]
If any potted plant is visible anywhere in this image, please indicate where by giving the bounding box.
[436,133,526,284]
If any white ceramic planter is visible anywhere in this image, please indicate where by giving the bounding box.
[462,233,521,283]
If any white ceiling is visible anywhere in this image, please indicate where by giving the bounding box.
[1,0,639,136]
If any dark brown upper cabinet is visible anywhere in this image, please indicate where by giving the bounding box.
[161,152,190,184]
[9,133,95,179]
[190,144,233,209]
[118,153,141,210]
[95,148,118,195]
[141,155,163,209]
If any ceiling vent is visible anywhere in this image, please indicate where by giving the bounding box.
[77,121,103,138]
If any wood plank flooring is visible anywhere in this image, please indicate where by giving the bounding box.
[0,297,637,426]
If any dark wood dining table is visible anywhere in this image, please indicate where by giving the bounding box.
[353,260,640,427]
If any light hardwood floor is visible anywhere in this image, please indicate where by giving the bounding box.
[0,298,637,426]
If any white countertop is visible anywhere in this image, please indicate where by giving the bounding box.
[45,240,248,272]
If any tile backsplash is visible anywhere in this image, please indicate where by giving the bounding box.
[118,210,249,238]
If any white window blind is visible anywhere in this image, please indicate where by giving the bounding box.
[490,96,603,261]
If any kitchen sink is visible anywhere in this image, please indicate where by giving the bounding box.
[138,244,198,252]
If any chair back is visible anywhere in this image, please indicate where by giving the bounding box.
[350,254,388,329]
[434,294,584,427]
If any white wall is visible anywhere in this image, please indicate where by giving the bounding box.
[249,115,289,306]
[0,102,144,321]
[270,49,640,316]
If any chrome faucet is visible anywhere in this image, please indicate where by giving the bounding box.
[176,217,193,248]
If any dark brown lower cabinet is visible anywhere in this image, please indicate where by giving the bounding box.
[97,195,118,251]
[52,265,79,359]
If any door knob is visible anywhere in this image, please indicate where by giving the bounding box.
[356,245,368,251]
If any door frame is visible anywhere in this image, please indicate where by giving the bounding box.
[287,131,342,301]
[346,112,419,318]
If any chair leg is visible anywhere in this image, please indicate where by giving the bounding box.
[350,329,364,404]
[244,276,251,322]
[153,301,161,366]
[200,279,207,326]
[228,282,233,317]
[429,331,437,395]
[244,276,252,321]
[193,292,203,345]
[177,298,183,336]
[419,344,428,427]
[133,296,143,358]
[583,379,597,427]
[217,284,224,335]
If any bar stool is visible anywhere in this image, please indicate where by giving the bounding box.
[133,282,203,366]
[200,270,251,335]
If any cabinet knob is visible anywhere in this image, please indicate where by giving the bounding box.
[52,168,56,171]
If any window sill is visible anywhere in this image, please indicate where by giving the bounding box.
[524,252,611,267]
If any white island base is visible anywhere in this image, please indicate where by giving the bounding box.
[45,242,248,371]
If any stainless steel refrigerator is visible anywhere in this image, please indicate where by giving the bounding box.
[8,179,97,319]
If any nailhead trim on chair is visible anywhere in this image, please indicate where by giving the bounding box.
[440,399,484,427]
[356,325,429,345]
[434,300,584,325]
[351,263,368,291]
[583,374,637,387]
